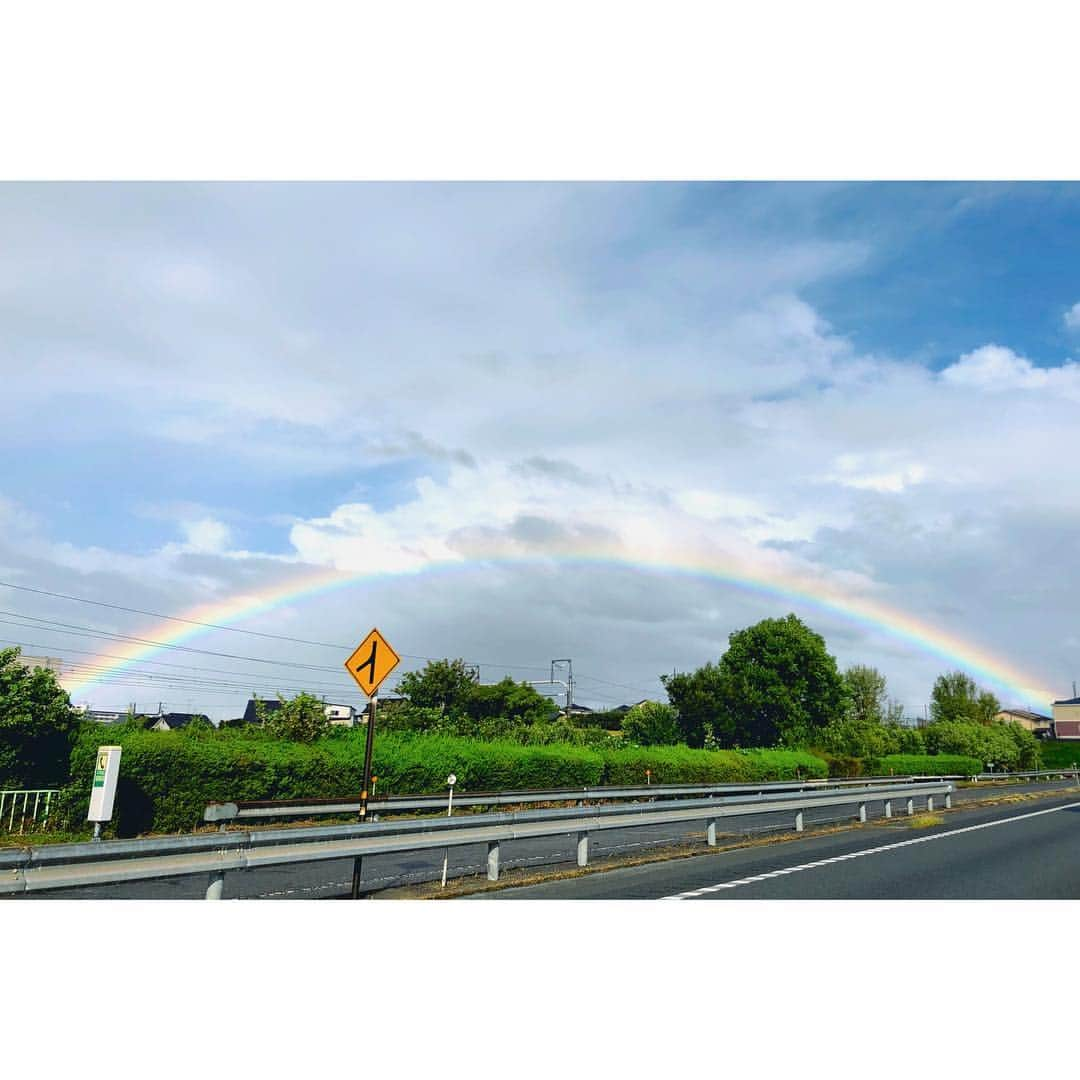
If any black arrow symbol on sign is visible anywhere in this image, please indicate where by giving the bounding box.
[354,639,378,683]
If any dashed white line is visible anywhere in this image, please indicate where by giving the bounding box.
[662,800,1080,899]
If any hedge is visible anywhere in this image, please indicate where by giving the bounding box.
[60,726,828,835]
[1034,740,1080,770]
[873,754,983,777]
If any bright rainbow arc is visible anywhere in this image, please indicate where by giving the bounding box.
[60,553,1057,709]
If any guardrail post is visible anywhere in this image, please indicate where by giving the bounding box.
[487,841,500,882]
[206,870,225,900]
[706,819,718,846]
[906,797,914,816]
[858,803,867,823]
[577,831,589,867]
[944,793,952,809]
[926,796,934,812]
[883,800,892,818]
[794,810,804,833]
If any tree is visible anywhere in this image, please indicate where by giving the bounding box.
[930,671,1001,725]
[621,701,680,746]
[843,665,889,725]
[712,614,848,748]
[465,677,555,726]
[0,646,79,786]
[257,692,329,743]
[396,658,477,715]
[661,662,725,748]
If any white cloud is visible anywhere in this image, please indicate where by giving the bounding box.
[1064,301,1080,331]
[940,344,1080,400]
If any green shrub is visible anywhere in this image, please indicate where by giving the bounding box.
[815,753,864,778]
[1036,740,1080,770]
[598,745,827,785]
[621,702,681,746]
[56,725,832,834]
[923,719,1040,771]
[875,754,983,776]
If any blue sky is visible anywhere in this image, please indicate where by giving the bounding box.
[2,182,1079,716]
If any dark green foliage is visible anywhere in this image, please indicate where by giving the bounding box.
[395,659,556,730]
[874,754,983,777]
[1035,740,1080,770]
[465,678,556,725]
[923,718,1039,771]
[660,663,725,748]
[844,665,889,724]
[256,692,330,743]
[930,671,1001,725]
[621,701,680,746]
[53,725,828,834]
[817,753,865,778]
[581,709,626,731]
[0,646,79,787]
[395,658,476,713]
[711,614,848,748]
[817,718,925,759]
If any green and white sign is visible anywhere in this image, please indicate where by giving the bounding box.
[87,745,122,823]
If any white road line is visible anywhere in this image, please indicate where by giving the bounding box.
[661,800,1080,899]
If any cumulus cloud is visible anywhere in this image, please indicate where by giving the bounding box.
[940,344,1080,400]
[2,184,1078,714]
[1065,301,1080,331]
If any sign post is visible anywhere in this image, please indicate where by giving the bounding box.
[87,745,122,840]
[441,773,457,888]
[344,627,401,823]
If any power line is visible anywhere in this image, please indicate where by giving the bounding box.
[0,579,553,671]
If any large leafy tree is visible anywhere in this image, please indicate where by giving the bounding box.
[844,665,889,725]
[713,614,848,748]
[0,646,79,786]
[396,659,554,728]
[930,671,1000,726]
[395,658,477,714]
[660,662,725,748]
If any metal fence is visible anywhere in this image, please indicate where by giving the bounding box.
[1,780,953,898]
[204,775,932,824]
[1,789,59,834]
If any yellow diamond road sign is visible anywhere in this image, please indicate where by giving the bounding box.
[344,628,401,696]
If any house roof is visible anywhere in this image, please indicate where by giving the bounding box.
[243,698,283,723]
[1054,697,1080,706]
[157,712,209,728]
[999,708,1052,723]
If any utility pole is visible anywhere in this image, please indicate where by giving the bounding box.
[552,659,573,714]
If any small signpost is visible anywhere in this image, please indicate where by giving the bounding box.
[87,746,122,840]
[345,628,401,899]
[441,773,457,888]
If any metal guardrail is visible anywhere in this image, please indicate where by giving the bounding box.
[971,769,1079,783]
[1,789,59,833]
[2,780,953,898]
[204,775,930,822]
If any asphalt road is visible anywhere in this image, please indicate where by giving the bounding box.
[12,778,1078,899]
[483,792,1080,899]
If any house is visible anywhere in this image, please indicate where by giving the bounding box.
[612,700,654,714]
[242,698,283,725]
[150,712,210,731]
[82,709,130,725]
[240,698,368,727]
[1051,697,1080,740]
[324,702,358,727]
[995,708,1053,737]
[562,702,594,717]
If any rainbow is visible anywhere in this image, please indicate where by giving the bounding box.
[60,552,1057,708]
